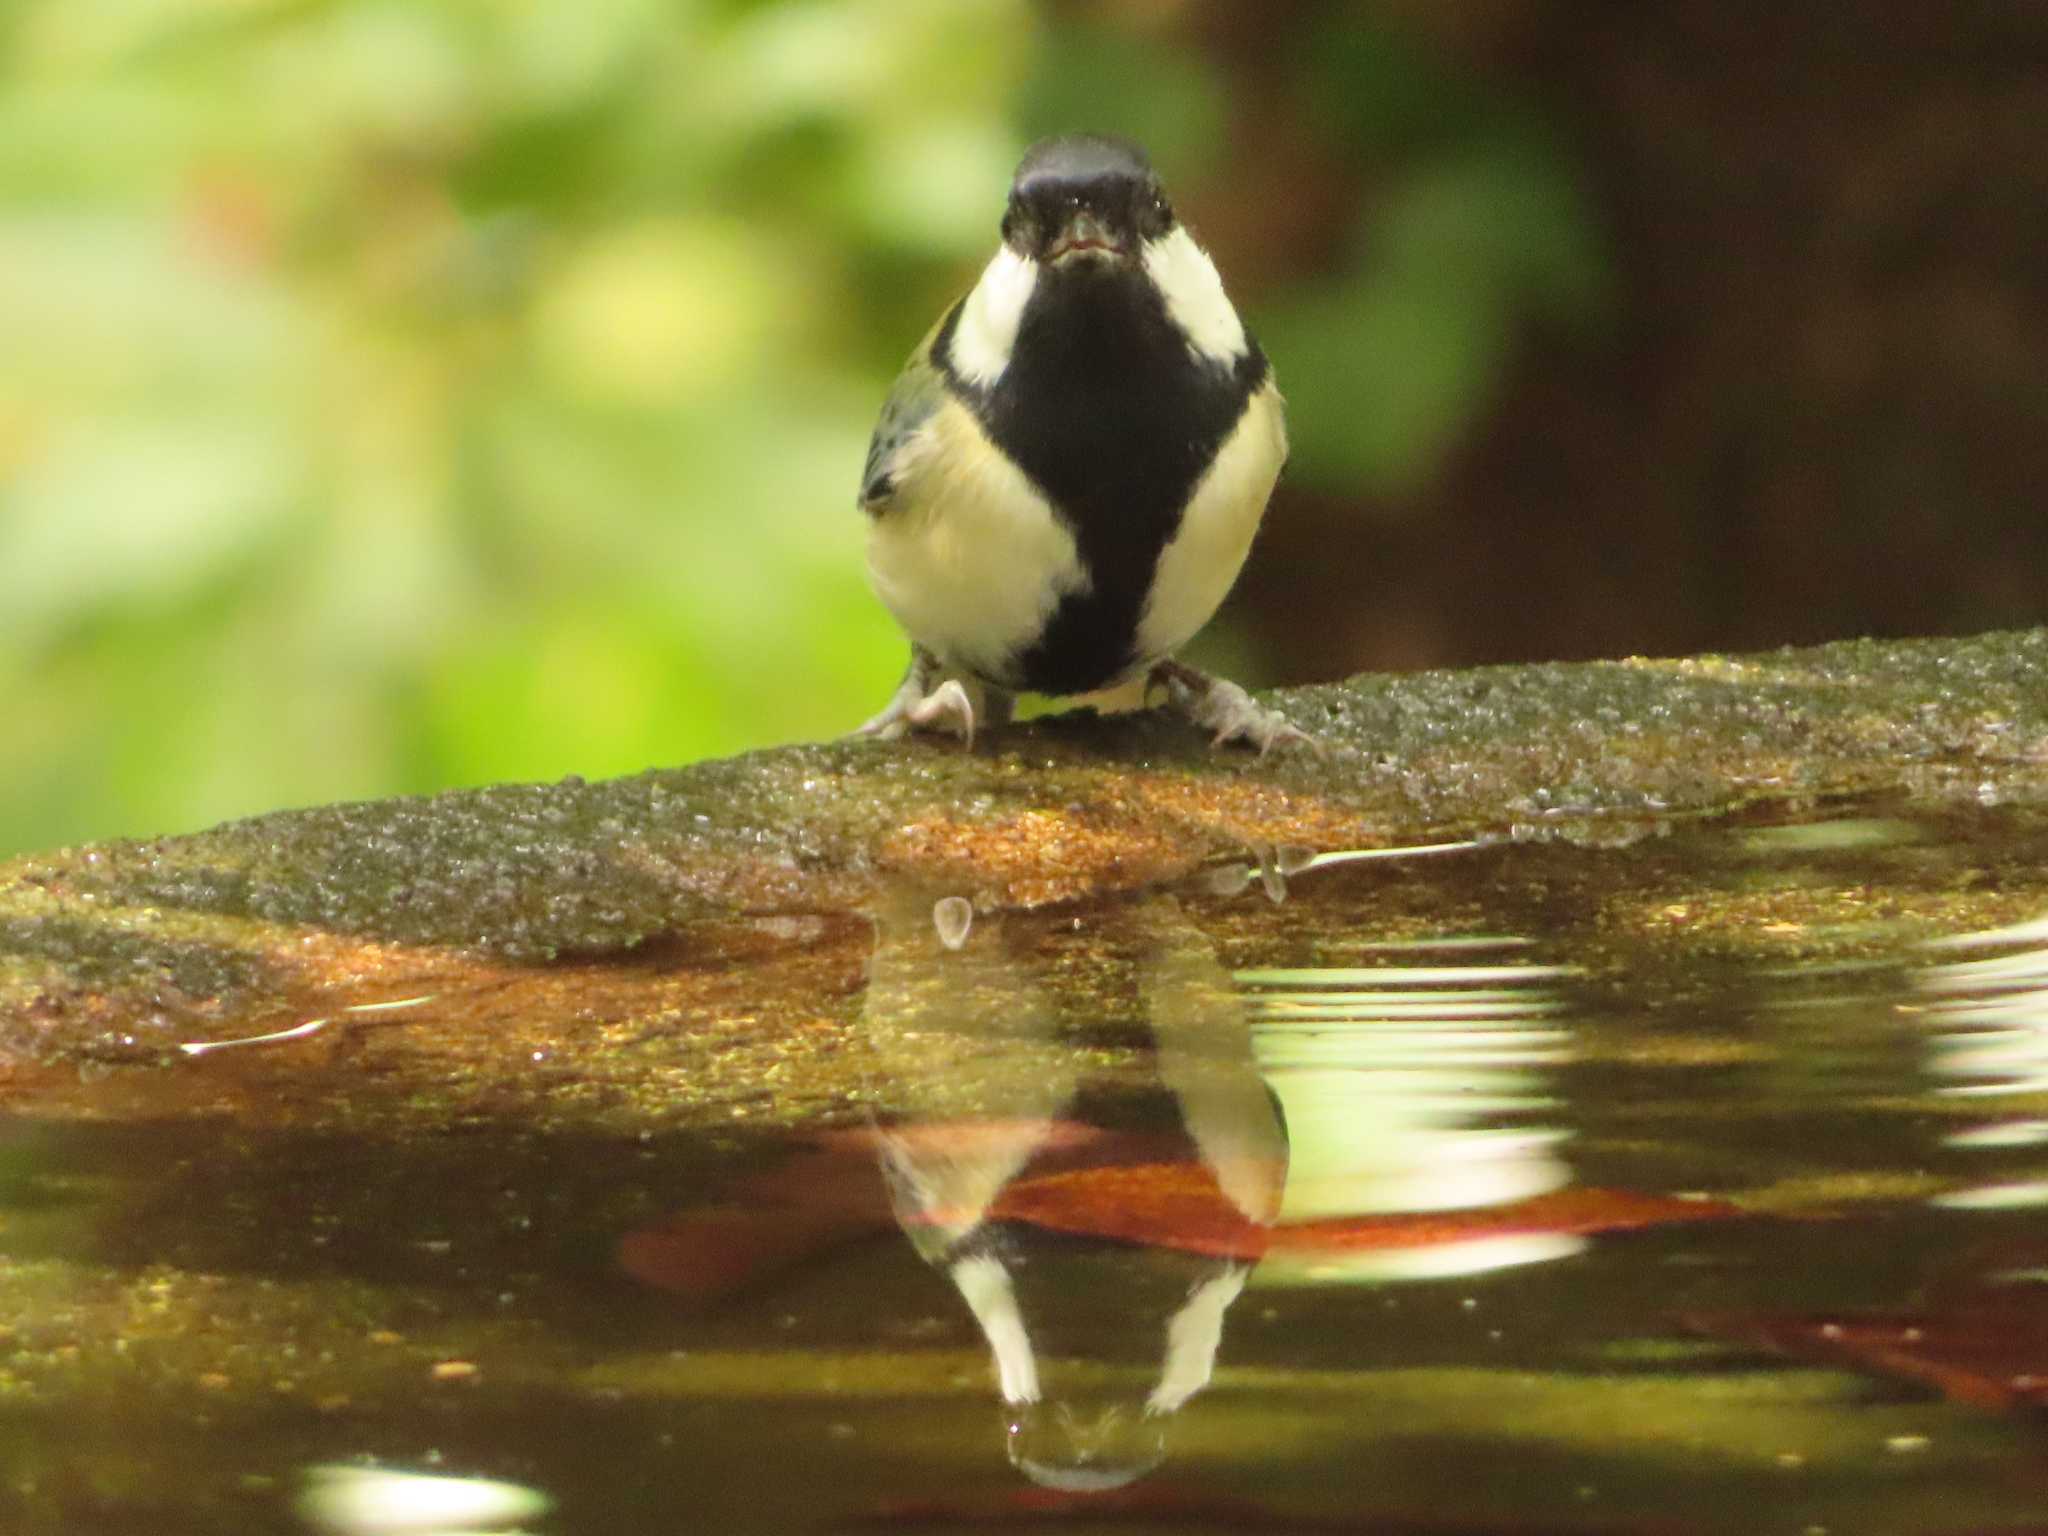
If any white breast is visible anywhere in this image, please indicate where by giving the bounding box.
[865,396,1087,684]
[1133,378,1287,667]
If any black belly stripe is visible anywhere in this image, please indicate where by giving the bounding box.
[937,261,1267,695]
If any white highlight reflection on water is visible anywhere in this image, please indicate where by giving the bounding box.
[298,1464,551,1535]
[1238,947,1576,1269]
[1918,916,2048,1205]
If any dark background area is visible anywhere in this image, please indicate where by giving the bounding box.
[1206,0,2048,676]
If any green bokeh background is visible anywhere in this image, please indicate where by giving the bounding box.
[10,2,2042,858]
[2,0,1603,856]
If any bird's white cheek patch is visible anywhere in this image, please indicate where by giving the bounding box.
[1135,379,1286,665]
[947,246,1039,387]
[1143,226,1249,364]
[865,399,1087,682]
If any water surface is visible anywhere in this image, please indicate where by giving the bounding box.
[5,801,2048,1533]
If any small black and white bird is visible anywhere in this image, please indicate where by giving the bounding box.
[854,134,1308,752]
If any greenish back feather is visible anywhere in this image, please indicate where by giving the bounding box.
[859,304,958,515]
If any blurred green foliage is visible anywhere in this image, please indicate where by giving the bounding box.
[0,0,1603,857]
[1264,16,1607,496]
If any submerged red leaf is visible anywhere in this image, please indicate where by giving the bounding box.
[620,1120,1114,1299]
[1688,1244,2048,1415]
[950,1162,1743,1262]
[1276,1186,1745,1255]
[623,1119,1747,1299]
[977,1156,1276,1259]
[1690,1307,2048,1413]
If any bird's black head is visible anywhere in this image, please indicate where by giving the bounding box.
[1002,134,1175,266]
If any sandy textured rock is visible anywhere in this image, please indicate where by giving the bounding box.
[2,628,2044,1065]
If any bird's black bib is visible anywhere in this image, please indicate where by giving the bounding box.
[937,263,1268,695]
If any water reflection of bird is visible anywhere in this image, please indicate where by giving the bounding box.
[854,134,1305,752]
[862,894,1285,1491]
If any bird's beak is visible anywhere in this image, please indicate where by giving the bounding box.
[1047,208,1130,264]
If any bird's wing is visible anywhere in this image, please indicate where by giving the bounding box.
[858,305,958,516]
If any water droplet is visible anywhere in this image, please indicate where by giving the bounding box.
[933,896,973,951]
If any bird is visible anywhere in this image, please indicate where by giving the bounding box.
[853,133,1309,753]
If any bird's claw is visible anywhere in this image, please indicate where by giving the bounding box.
[853,681,920,741]
[907,679,976,746]
[1154,662,1323,756]
[853,675,976,748]
[1191,678,1319,756]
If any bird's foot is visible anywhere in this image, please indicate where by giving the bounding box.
[1151,660,1321,756]
[853,677,927,740]
[905,679,976,745]
[853,662,980,747]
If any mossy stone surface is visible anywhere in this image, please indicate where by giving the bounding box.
[2,628,2045,1065]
